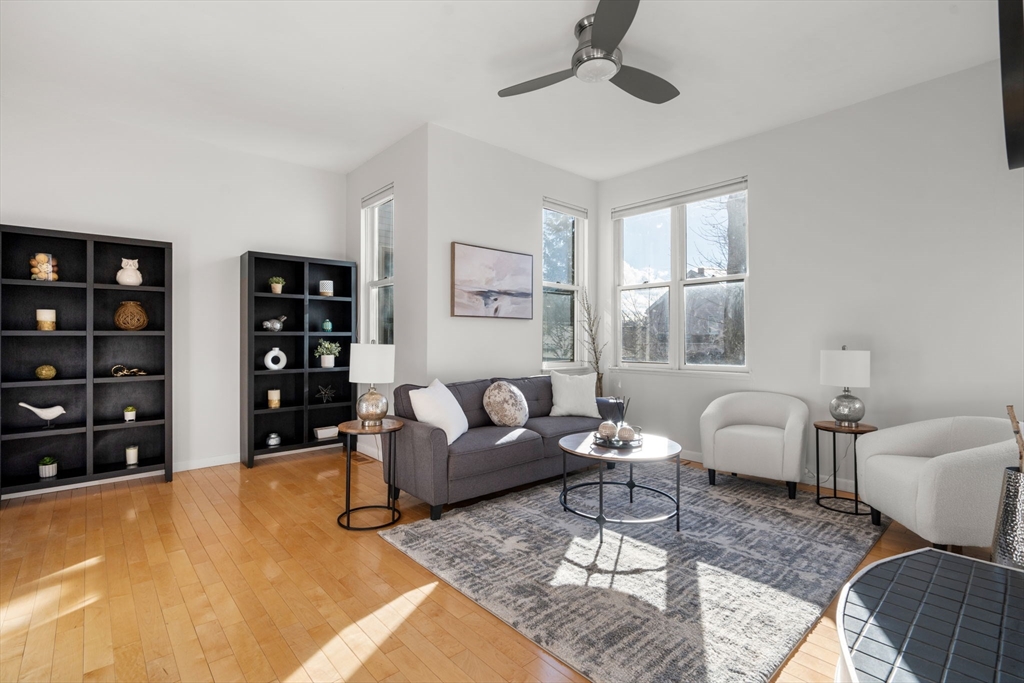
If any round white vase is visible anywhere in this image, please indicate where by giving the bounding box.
[264,347,288,370]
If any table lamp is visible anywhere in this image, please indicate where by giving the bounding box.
[350,342,395,428]
[820,345,871,427]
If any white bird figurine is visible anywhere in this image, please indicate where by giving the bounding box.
[18,402,66,429]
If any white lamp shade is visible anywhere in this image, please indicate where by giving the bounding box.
[349,343,395,384]
[820,349,870,388]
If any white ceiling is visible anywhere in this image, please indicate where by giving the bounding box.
[0,0,1000,181]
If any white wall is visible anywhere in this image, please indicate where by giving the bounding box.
[345,124,599,388]
[597,61,1024,489]
[0,96,347,472]
[345,126,429,388]
[425,125,598,381]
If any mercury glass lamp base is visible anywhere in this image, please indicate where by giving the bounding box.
[829,388,865,427]
[356,386,388,429]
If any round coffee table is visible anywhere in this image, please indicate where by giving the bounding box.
[558,431,683,542]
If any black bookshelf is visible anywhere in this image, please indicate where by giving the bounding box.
[240,251,357,467]
[0,224,173,496]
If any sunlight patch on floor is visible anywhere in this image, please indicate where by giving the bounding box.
[303,582,438,679]
[550,531,668,611]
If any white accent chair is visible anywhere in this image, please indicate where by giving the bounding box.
[857,416,1017,549]
[700,392,810,499]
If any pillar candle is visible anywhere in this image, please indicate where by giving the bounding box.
[36,309,56,331]
[268,389,281,409]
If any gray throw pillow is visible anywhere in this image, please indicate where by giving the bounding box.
[483,381,529,427]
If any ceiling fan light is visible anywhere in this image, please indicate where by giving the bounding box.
[575,57,618,83]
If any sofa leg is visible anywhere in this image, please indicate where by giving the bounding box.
[708,469,716,486]
[732,472,737,477]
[870,508,881,526]
[932,543,948,551]
[607,462,616,470]
[786,481,797,499]
[389,485,401,500]
[429,505,443,521]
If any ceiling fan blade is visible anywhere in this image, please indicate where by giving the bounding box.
[591,0,640,53]
[610,65,679,104]
[498,69,575,97]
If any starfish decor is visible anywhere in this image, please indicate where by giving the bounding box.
[316,385,336,403]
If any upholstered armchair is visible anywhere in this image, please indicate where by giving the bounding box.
[857,416,1017,548]
[700,392,809,499]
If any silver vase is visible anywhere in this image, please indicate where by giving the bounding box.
[992,466,1024,569]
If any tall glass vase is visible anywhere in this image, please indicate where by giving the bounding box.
[992,466,1024,569]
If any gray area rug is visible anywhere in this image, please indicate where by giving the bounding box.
[380,463,886,683]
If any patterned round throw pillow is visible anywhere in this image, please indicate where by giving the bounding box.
[483,381,529,427]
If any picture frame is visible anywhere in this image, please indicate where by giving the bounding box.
[451,242,533,319]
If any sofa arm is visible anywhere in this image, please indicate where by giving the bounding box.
[915,439,1018,546]
[386,418,449,507]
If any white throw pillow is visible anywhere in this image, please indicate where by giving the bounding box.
[409,379,469,445]
[483,381,529,427]
[549,371,601,418]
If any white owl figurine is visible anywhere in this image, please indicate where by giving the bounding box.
[116,258,143,286]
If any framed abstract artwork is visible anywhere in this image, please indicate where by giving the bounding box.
[451,242,533,319]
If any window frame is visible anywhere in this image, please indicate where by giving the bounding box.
[541,199,588,370]
[361,188,394,345]
[614,178,750,374]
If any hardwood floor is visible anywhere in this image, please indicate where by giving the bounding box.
[0,449,980,683]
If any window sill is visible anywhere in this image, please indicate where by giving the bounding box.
[541,362,589,373]
[608,365,752,379]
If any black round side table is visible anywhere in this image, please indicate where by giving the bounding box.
[814,420,877,515]
[337,418,403,531]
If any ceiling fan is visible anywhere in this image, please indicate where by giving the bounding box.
[498,0,678,104]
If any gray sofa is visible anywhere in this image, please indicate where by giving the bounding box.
[388,375,609,519]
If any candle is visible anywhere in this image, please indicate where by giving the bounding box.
[36,309,56,331]
[268,389,281,409]
[126,445,139,466]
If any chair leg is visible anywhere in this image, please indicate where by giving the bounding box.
[429,505,443,521]
[932,543,948,551]
[870,507,881,526]
[786,481,796,499]
[708,469,716,486]
[732,472,737,477]
[607,463,616,470]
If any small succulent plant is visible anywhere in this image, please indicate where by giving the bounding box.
[268,276,286,285]
[314,339,342,358]
[38,456,57,466]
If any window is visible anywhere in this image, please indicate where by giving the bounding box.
[362,186,394,344]
[615,178,748,370]
[542,199,587,365]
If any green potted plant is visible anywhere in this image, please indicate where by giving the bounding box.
[124,405,136,422]
[38,456,57,479]
[314,338,342,368]
[268,276,285,294]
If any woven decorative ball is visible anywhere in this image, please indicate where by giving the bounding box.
[114,301,148,331]
[35,365,57,380]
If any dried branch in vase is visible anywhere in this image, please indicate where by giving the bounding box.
[579,286,607,396]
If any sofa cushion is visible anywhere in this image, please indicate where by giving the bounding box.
[448,427,543,479]
[524,416,603,458]
[483,382,529,427]
[445,379,494,429]
[491,376,553,418]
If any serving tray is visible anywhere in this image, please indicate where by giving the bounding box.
[593,433,644,449]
